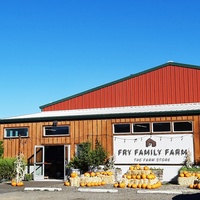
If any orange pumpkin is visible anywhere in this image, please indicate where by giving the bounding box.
[131,175,136,179]
[141,183,147,189]
[189,184,194,189]
[136,175,141,179]
[127,183,132,188]
[11,181,17,187]
[119,182,126,188]
[114,182,118,188]
[126,175,132,179]
[141,174,146,179]
[146,184,152,189]
[70,172,78,178]
[86,182,91,187]
[101,181,106,186]
[90,172,96,177]
[80,182,86,187]
[131,183,137,188]
[129,166,134,170]
[84,172,90,177]
[17,182,23,187]
[64,181,70,186]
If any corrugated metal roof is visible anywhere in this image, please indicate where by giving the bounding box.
[6,103,200,120]
[40,62,200,110]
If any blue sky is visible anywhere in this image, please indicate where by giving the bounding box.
[0,0,200,118]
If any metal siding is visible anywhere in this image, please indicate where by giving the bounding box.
[42,65,200,111]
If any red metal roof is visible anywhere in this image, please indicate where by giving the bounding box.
[40,62,200,111]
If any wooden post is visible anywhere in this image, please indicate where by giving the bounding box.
[18,135,21,155]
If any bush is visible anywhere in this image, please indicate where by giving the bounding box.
[0,158,16,180]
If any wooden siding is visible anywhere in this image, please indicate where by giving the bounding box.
[1,115,200,164]
[42,65,200,111]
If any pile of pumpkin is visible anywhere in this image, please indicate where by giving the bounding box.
[178,171,200,186]
[64,170,114,187]
[189,180,200,190]
[179,171,200,179]
[11,180,24,187]
[113,164,162,189]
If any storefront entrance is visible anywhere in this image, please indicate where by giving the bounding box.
[34,145,70,181]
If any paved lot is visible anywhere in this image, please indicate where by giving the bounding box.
[0,181,200,200]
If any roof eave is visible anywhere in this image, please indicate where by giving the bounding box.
[1,110,199,124]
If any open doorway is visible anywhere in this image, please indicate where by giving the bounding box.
[34,145,70,180]
[44,146,64,179]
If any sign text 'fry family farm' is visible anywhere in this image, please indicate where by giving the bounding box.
[113,134,194,164]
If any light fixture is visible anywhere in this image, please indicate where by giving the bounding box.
[52,121,57,127]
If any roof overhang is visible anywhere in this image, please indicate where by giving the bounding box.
[1,103,200,124]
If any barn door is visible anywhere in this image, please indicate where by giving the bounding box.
[34,145,45,180]
[64,145,70,181]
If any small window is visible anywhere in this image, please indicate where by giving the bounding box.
[4,128,28,138]
[173,121,193,132]
[152,122,171,132]
[113,124,130,134]
[133,123,150,133]
[44,126,70,136]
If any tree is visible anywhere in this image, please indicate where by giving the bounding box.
[90,140,107,169]
[67,140,107,173]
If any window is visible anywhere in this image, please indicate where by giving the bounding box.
[113,124,131,134]
[4,128,28,138]
[44,126,70,136]
[133,123,150,133]
[173,121,193,132]
[152,122,171,132]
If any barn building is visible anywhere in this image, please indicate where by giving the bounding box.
[0,62,200,182]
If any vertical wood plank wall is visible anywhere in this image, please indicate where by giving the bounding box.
[0,115,200,164]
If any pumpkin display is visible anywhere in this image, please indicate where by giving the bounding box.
[178,171,200,186]
[115,164,162,189]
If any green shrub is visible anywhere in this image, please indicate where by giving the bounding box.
[24,173,33,181]
[0,158,16,180]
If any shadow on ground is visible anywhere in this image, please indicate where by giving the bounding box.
[173,193,200,200]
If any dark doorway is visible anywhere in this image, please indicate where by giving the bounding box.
[44,146,64,179]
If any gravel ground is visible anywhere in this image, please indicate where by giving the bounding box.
[0,182,200,200]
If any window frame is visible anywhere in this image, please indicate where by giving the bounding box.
[4,127,29,138]
[113,123,131,134]
[173,121,193,133]
[43,125,70,136]
[132,123,151,134]
[152,122,171,133]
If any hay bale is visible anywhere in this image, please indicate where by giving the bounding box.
[101,175,115,184]
[178,177,198,186]
[69,177,80,187]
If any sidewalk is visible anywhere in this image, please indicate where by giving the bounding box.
[0,180,63,194]
[0,180,199,194]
